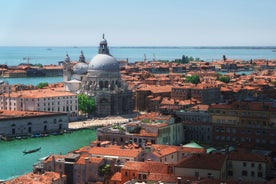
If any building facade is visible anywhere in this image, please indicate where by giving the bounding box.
[0,88,78,121]
[0,110,68,137]
[209,101,276,151]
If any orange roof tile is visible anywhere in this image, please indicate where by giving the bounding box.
[77,146,142,158]
[3,87,75,98]
[110,172,122,182]
[0,110,66,120]
[147,173,177,182]
[151,145,178,157]
[4,172,66,184]
[122,161,169,173]
[75,155,104,165]
[176,153,226,170]
[228,150,270,163]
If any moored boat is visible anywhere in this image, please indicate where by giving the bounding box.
[23,147,41,154]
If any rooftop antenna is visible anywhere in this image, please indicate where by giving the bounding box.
[102,33,105,40]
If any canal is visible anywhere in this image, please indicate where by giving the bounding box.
[0,129,96,181]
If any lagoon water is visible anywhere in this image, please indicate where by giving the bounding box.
[1,46,276,67]
[0,129,96,181]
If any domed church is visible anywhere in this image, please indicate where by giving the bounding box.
[63,35,133,117]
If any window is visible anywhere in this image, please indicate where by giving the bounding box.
[228,171,233,176]
[124,172,128,177]
[207,173,213,178]
[251,163,255,167]
[242,170,247,176]
[258,172,263,177]
[243,162,247,167]
[251,171,255,177]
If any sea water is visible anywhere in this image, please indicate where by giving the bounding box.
[0,129,96,181]
[1,46,276,67]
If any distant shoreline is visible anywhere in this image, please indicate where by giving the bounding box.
[0,46,276,50]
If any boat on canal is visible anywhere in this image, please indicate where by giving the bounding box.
[23,147,41,154]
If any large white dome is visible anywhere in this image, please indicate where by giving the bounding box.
[88,54,120,72]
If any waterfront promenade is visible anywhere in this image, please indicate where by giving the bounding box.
[68,113,138,129]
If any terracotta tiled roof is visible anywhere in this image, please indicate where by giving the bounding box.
[150,145,178,157]
[228,150,270,163]
[209,101,276,111]
[122,161,169,173]
[75,155,104,165]
[134,112,172,121]
[147,173,177,182]
[189,104,209,111]
[161,97,175,105]
[176,153,226,170]
[4,172,65,184]
[110,172,122,182]
[0,110,65,120]
[135,129,158,137]
[3,87,75,98]
[136,84,172,93]
[77,146,142,158]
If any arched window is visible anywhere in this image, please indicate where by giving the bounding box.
[99,81,104,90]
[110,81,115,90]
[104,81,109,88]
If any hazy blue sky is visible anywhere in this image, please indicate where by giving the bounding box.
[1,0,276,46]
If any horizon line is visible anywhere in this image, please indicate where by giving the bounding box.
[1,45,276,48]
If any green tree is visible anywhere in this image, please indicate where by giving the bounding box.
[34,63,43,67]
[78,94,95,116]
[36,82,48,89]
[98,164,111,177]
[218,76,230,83]
[271,80,276,86]
[189,56,194,61]
[185,75,200,84]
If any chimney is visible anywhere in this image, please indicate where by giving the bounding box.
[85,157,89,164]
[177,177,182,184]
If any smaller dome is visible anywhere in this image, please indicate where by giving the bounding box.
[64,54,70,63]
[73,62,88,75]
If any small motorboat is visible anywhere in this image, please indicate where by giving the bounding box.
[23,147,41,154]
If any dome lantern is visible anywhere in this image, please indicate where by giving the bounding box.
[88,35,119,72]
[98,34,110,55]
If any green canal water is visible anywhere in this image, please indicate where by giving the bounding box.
[0,129,96,181]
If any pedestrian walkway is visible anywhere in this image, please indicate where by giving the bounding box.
[68,113,137,129]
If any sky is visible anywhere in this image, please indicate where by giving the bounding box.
[0,0,276,46]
